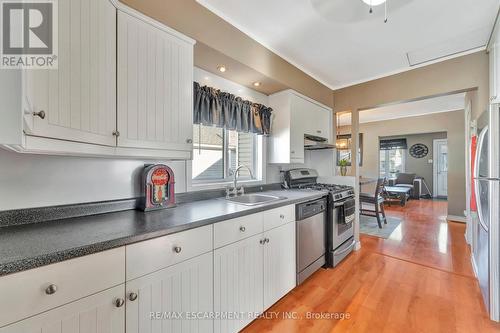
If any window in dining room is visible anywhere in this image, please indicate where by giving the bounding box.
[379,138,407,178]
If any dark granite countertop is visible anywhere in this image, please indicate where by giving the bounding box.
[0,189,327,276]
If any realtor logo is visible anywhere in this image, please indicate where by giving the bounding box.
[1,0,57,68]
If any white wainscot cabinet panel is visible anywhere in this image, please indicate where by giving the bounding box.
[214,233,264,333]
[125,252,213,333]
[23,0,117,147]
[117,10,194,154]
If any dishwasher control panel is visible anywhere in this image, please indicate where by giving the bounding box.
[296,197,327,220]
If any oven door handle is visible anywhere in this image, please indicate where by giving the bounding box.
[334,239,356,256]
[333,197,355,207]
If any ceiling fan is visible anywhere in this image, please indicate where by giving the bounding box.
[310,0,410,24]
[361,0,389,22]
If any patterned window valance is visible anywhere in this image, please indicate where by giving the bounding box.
[193,82,273,135]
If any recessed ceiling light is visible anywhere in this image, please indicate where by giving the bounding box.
[238,89,243,93]
[204,76,210,80]
[217,65,226,73]
[253,82,261,87]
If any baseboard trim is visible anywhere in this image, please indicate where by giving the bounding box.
[447,215,467,223]
[471,254,479,279]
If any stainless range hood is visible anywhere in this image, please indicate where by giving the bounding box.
[304,134,336,150]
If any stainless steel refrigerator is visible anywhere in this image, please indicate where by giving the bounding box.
[474,104,500,321]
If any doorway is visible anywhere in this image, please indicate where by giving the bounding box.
[433,139,448,198]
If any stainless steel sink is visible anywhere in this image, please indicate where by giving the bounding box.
[225,194,286,206]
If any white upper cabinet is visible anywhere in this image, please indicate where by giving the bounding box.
[2,1,196,160]
[490,19,500,104]
[117,9,194,157]
[268,90,332,164]
[23,0,117,147]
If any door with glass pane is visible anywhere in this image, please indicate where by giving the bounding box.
[379,148,406,178]
[433,139,448,197]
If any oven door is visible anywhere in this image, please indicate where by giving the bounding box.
[331,198,355,250]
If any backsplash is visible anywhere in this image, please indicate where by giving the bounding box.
[0,149,186,211]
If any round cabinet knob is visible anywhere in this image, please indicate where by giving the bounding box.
[266,238,270,243]
[33,110,46,119]
[128,292,138,301]
[239,226,246,232]
[260,239,266,245]
[173,246,182,253]
[114,298,125,308]
[186,138,193,144]
[291,150,295,154]
[279,214,285,219]
[45,284,57,295]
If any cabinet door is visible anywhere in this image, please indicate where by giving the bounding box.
[289,96,307,162]
[117,11,194,152]
[23,0,117,146]
[0,285,125,333]
[263,222,296,310]
[125,252,213,333]
[214,234,264,333]
[311,106,331,141]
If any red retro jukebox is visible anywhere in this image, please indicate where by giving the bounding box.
[139,164,176,211]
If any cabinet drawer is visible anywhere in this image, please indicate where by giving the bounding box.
[0,248,125,328]
[0,284,125,333]
[263,205,295,231]
[126,225,212,280]
[213,213,263,249]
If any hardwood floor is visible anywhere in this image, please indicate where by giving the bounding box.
[242,199,500,333]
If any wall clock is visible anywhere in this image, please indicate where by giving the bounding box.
[409,143,428,158]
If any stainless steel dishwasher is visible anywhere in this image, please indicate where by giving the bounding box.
[296,197,327,284]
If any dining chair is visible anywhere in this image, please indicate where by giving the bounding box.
[360,178,387,228]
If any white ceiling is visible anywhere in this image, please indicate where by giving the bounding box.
[338,92,465,126]
[197,0,498,89]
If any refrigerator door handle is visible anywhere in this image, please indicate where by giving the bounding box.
[479,213,489,232]
[474,127,489,233]
[474,178,489,232]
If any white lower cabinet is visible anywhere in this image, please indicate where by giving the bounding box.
[125,252,213,333]
[0,284,125,333]
[214,233,264,333]
[214,220,296,333]
[0,209,297,333]
[263,222,296,310]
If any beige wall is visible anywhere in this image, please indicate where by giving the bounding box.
[120,0,333,107]
[333,53,486,220]
[357,111,465,216]
[378,132,447,193]
[333,52,488,120]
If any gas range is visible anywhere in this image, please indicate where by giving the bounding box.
[284,168,355,269]
[297,183,354,201]
[283,168,354,201]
